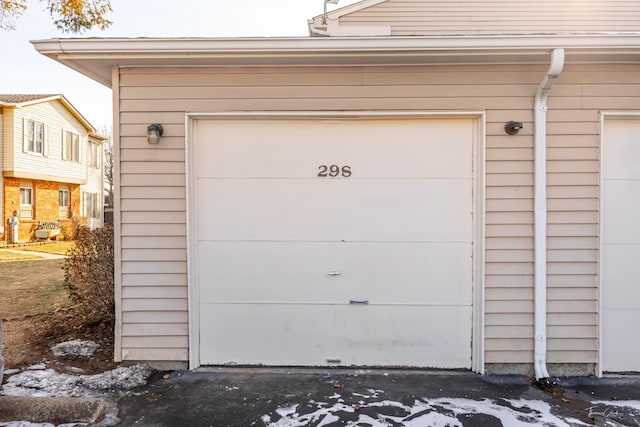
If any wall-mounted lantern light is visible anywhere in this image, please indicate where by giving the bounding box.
[147,123,163,144]
[505,121,523,135]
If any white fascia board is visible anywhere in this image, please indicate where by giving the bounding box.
[32,34,640,87]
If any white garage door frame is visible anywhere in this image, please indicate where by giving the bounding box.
[185,111,486,372]
[598,111,640,376]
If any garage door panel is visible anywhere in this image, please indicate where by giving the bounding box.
[197,178,472,242]
[198,241,472,305]
[603,120,640,180]
[196,119,473,179]
[601,309,640,372]
[199,304,472,368]
[603,244,640,307]
[602,180,640,243]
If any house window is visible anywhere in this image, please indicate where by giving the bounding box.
[88,141,101,168]
[19,182,34,220]
[62,130,80,162]
[82,192,101,219]
[25,120,45,154]
[59,186,70,219]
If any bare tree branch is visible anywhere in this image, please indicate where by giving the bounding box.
[1,0,112,33]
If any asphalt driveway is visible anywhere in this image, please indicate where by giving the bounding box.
[114,369,640,426]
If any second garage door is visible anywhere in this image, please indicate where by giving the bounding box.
[192,116,477,368]
[601,117,640,373]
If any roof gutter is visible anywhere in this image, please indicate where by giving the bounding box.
[534,48,565,380]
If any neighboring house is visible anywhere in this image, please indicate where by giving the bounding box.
[1,94,107,241]
[33,0,640,377]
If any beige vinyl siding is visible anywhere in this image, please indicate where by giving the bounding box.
[2,109,15,172]
[118,103,187,361]
[117,62,640,367]
[11,100,87,183]
[336,0,640,36]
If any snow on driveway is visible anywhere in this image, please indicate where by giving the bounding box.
[261,391,635,427]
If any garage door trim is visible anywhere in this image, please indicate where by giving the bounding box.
[598,111,640,376]
[185,110,486,372]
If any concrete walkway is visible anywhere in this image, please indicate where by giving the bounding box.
[0,248,66,260]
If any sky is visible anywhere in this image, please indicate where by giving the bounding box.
[0,0,362,131]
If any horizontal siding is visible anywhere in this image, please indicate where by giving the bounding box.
[1,110,13,171]
[338,0,640,35]
[12,101,88,182]
[118,62,640,368]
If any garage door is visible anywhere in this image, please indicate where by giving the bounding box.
[192,116,475,368]
[601,117,640,372]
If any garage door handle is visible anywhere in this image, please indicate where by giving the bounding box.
[350,300,369,305]
[327,271,341,276]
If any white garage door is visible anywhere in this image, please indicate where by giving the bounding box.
[601,117,640,372]
[192,116,475,368]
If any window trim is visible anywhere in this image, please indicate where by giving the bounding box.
[88,140,101,169]
[82,191,101,220]
[24,119,46,155]
[59,187,71,219]
[62,130,81,162]
[19,182,34,220]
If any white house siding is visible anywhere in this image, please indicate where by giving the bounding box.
[2,110,14,173]
[335,0,640,35]
[116,62,639,370]
[11,100,87,183]
[81,138,104,229]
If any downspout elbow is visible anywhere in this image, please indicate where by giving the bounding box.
[534,48,564,380]
[308,18,331,36]
[535,49,565,108]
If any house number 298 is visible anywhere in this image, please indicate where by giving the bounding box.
[317,165,352,178]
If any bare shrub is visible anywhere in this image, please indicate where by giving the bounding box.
[63,224,114,324]
[60,216,90,241]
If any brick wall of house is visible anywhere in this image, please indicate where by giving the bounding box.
[2,177,33,240]
[3,177,82,242]
[34,180,60,222]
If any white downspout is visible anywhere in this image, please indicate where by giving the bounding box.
[534,48,565,380]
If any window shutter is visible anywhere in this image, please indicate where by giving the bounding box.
[43,125,49,157]
[22,118,28,153]
[62,130,67,160]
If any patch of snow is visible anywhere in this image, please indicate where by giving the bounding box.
[0,423,85,427]
[27,364,47,370]
[1,364,154,398]
[51,340,99,357]
[589,400,640,426]
[262,397,591,427]
[593,400,640,411]
[366,388,384,398]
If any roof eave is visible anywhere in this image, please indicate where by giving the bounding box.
[0,93,96,132]
[32,34,640,87]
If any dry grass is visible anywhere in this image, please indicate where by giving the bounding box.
[13,241,75,256]
[0,259,71,320]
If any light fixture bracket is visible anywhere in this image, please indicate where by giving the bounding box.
[505,121,523,135]
[147,123,163,144]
